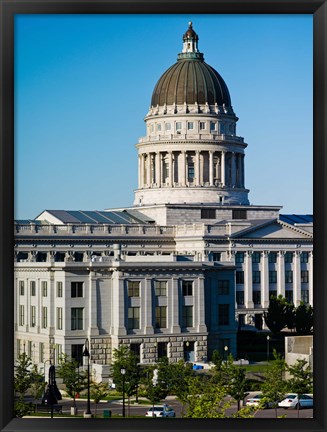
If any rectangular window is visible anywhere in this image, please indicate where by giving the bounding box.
[199,121,206,130]
[269,252,277,263]
[165,123,171,131]
[218,304,230,326]
[155,306,167,328]
[236,271,244,284]
[201,208,216,219]
[42,306,48,328]
[235,252,245,264]
[210,121,216,131]
[71,344,84,366]
[232,210,247,219]
[236,291,244,305]
[158,342,168,359]
[157,123,162,132]
[57,307,63,330]
[176,122,182,131]
[71,281,83,298]
[154,280,167,296]
[285,290,293,304]
[30,306,36,327]
[28,341,32,358]
[128,281,140,297]
[269,290,277,300]
[252,252,261,263]
[130,343,141,360]
[211,252,221,262]
[42,281,47,297]
[269,270,277,284]
[19,305,24,326]
[253,271,261,284]
[253,291,261,305]
[182,281,193,296]
[285,270,293,283]
[128,307,140,329]
[301,270,309,283]
[301,289,309,304]
[71,307,83,330]
[187,122,194,130]
[218,280,229,295]
[182,306,193,327]
[301,252,309,263]
[30,281,36,296]
[19,281,24,296]
[285,252,293,263]
[188,162,195,180]
[39,342,44,363]
[57,281,63,297]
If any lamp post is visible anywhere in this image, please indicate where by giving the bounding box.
[121,368,126,418]
[82,339,92,417]
[224,345,229,362]
[266,335,270,365]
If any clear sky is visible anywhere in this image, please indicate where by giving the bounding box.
[14,14,313,219]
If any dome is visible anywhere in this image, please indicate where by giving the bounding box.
[150,24,232,109]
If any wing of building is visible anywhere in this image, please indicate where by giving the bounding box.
[14,23,313,376]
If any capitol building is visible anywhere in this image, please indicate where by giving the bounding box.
[14,23,313,375]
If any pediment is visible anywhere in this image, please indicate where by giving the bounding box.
[233,220,312,240]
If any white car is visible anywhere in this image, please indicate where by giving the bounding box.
[278,394,313,409]
[245,394,275,408]
[145,406,176,417]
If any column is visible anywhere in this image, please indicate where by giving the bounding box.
[88,272,99,336]
[138,154,141,188]
[308,251,313,305]
[195,150,200,186]
[277,251,285,297]
[241,154,245,187]
[181,151,186,186]
[146,153,151,187]
[194,276,207,332]
[141,154,145,187]
[244,251,254,308]
[142,279,153,334]
[221,151,226,186]
[169,278,180,333]
[169,151,173,186]
[231,152,236,187]
[293,251,301,306]
[111,270,127,335]
[155,152,160,186]
[209,151,214,186]
[150,154,155,184]
[261,251,269,308]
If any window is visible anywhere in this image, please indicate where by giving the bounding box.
[301,289,309,304]
[128,307,140,329]
[187,122,194,130]
[154,281,167,296]
[42,306,48,328]
[218,280,229,295]
[236,271,244,284]
[128,281,140,297]
[201,209,215,219]
[30,306,36,327]
[28,341,33,358]
[211,252,221,262]
[253,271,261,284]
[19,281,24,296]
[72,344,84,366]
[176,122,182,131]
[285,290,293,304]
[218,304,230,325]
[252,252,261,263]
[130,343,141,360]
[182,306,193,327]
[285,252,293,263]
[182,281,193,296]
[30,281,36,296]
[165,123,171,131]
[71,281,83,298]
[253,291,261,305]
[269,270,277,284]
[210,121,216,131]
[188,162,195,180]
[301,252,309,263]
[200,121,206,130]
[232,210,247,219]
[39,342,44,363]
[71,308,83,330]
[269,290,277,299]
[236,291,244,305]
[285,270,293,283]
[157,123,162,132]
[235,252,244,264]
[155,306,167,328]
[42,281,47,297]
[57,307,63,330]
[301,270,309,283]
[158,342,168,359]
[269,252,277,263]
[57,281,63,297]
[19,305,24,326]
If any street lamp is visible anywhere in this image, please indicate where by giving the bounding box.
[266,335,270,365]
[224,345,229,362]
[82,339,92,417]
[121,368,126,417]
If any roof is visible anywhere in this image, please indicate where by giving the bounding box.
[279,214,313,225]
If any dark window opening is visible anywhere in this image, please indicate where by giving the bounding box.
[232,210,247,219]
[201,209,216,219]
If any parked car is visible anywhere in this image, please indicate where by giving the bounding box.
[145,405,176,417]
[245,394,276,408]
[278,394,313,409]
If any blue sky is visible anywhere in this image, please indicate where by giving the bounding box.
[14,14,313,219]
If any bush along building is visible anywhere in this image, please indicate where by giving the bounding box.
[14,23,312,376]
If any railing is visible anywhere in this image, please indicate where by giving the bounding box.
[138,134,244,144]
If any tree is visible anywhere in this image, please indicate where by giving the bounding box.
[286,358,313,418]
[14,353,34,417]
[295,302,313,335]
[224,355,247,411]
[264,295,287,335]
[91,382,109,418]
[56,354,87,408]
[29,365,46,412]
[261,349,287,417]
[285,303,296,332]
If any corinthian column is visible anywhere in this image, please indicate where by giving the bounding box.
[209,151,214,186]
[221,151,226,186]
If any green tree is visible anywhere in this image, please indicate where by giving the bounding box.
[14,353,34,417]
[30,365,46,412]
[286,358,313,418]
[261,349,287,417]
[295,302,313,335]
[56,354,87,408]
[285,303,296,332]
[264,295,287,335]
[224,356,247,411]
[91,381,109,418]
